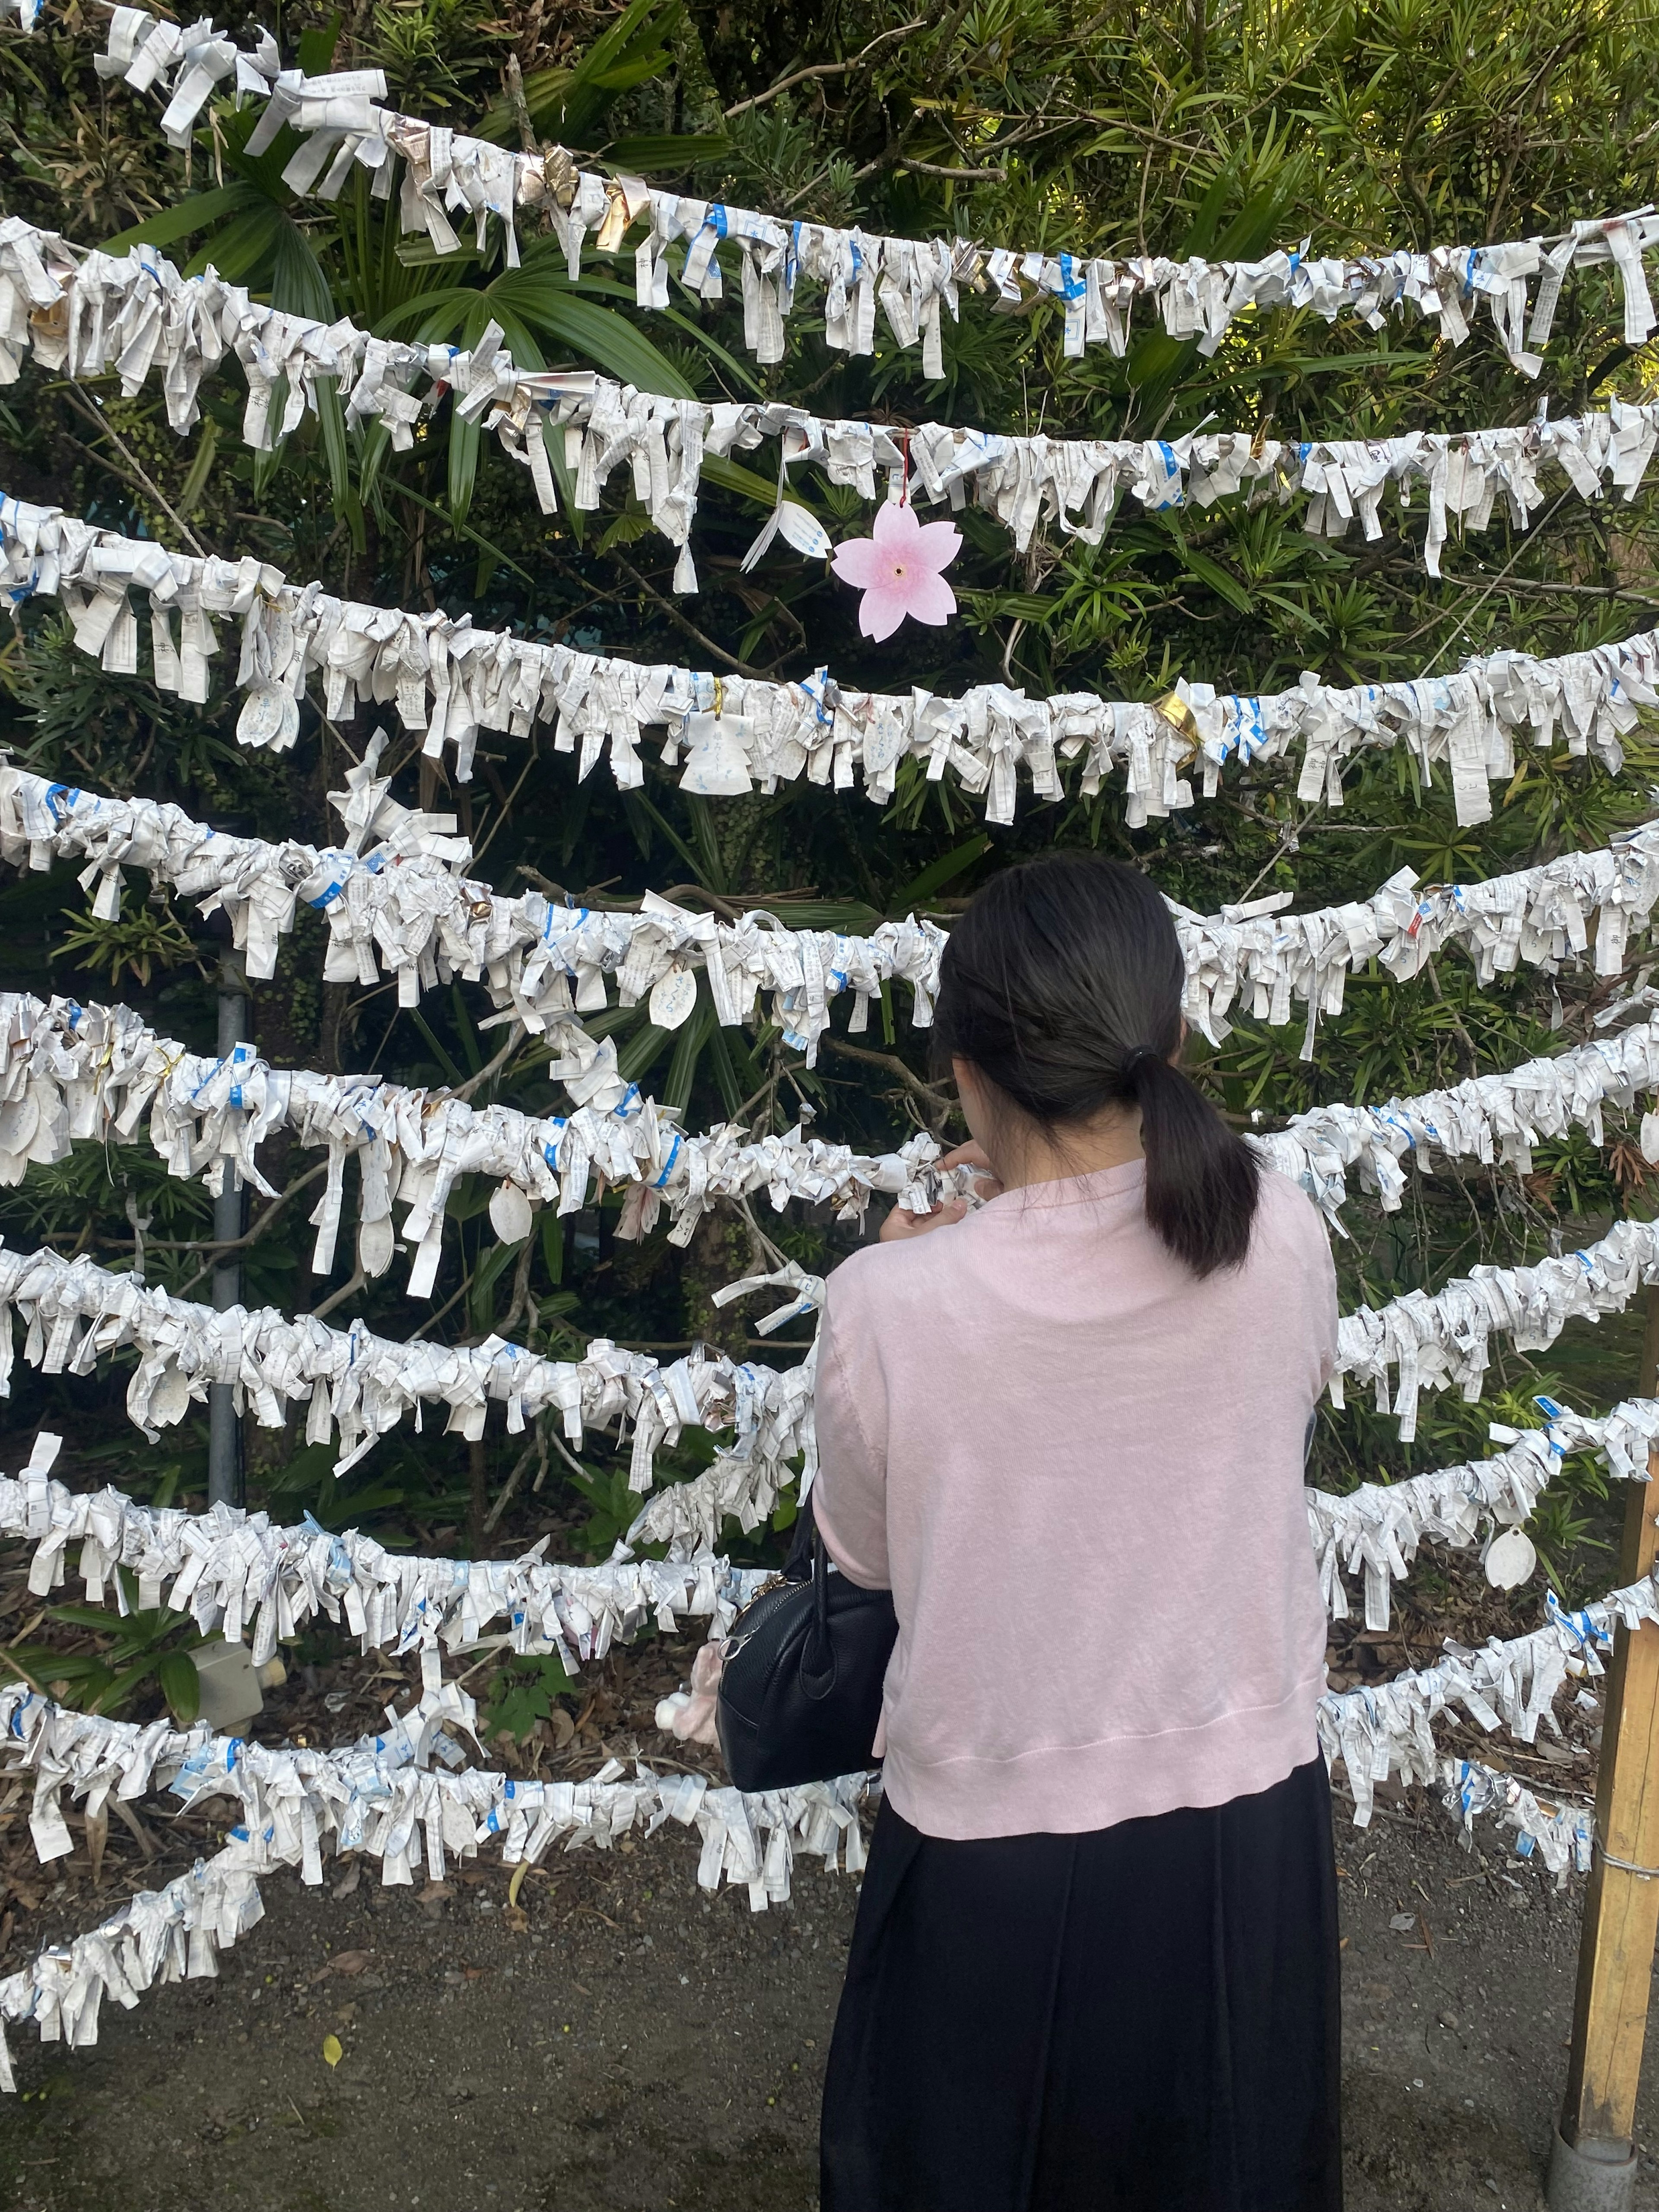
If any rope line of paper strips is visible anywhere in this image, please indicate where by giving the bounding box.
[0,1387,1652,1694]
[7,761,1659,1085]
[6,494,1656,832]
[0,1199,1655,1562]
[5,983,1659,1303]
[5,218,1659,597]
[12,5,1659,380]
[0,1661,873,2084]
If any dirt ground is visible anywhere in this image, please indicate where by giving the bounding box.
[0,1785,1655,2212]
[0,1512,1645,2212]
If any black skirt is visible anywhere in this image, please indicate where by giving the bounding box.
[820,1756,1341,2212]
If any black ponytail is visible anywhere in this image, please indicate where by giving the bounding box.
[931,853,1259,1276]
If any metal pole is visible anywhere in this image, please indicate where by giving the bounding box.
[207,950,248,1509]
[1547,1286,1659,2212]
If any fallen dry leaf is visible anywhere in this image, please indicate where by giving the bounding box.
[416,1881,452,1905]
[331,1950,372,1976]
[322,2034,343,2069]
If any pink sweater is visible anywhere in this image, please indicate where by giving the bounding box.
[811,1161,1338,1841]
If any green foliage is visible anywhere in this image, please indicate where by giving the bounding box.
[55,888,204,992]
[563,1462,647,1557]
[484,1650,578,1740]
[2,1571,203,1721]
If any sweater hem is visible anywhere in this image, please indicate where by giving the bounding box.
[879,1677,1326,1840]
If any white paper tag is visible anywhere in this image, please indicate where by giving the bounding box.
[0,1093,40,1156]
[678,713,753,796]
[149,1365,192,1428]
[863,705,909,775]
[648,966,699,1031]
[237,684,300,750]
[488,1182,534,1243]
[358,1214,396,1277]
[262,605,296,669]
[1484,1528,1538,1589]
[774,500,832,559]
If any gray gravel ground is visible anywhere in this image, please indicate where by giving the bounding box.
[0,1789,1658,2210]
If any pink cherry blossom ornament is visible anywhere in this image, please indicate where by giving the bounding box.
[831,501,961,642]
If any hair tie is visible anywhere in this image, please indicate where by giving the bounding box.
[1123,1046,1161,1084]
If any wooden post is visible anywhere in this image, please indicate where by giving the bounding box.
[1549,1287,1659,2208]
[207,947,248,1510]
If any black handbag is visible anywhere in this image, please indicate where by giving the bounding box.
[715,1498,898,1793]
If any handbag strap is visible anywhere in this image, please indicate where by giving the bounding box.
[783,1487,818,1583]
[779,1487,838,1691]
[797,1493,835,1694]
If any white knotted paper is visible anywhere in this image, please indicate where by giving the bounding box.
[71,8,1659,377]
[4,219,1658,591]
[0,1669,872,2081]
[8,761,1659,1075]
[0,1242,817,1487]
[8,493,1659,829]
[0,1431,768,1671]
[1308,1394,1659,1629]
[1335,1217,1659,1438]
[1319,1575,1650,1831]
[1439,1754,1594,1878]
[8,984,1657,1354]
[1259,1010,1659,1221]
[0,989,973,1287]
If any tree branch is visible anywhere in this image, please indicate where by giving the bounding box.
[818,1033,955,1129]
[556,546,772,680]
[59,381,210,559]
[1434,569,1659,605]
[896,156,1007,180]
[723,19,926,120]
[504,53,539,156]
[305,1267,367,1323]
[451,1023,525,1103]
[173,1161,332,1299]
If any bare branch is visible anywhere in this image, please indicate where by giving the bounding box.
[451,1023,526,1104]
[723,19,926,120]
[60,380,210,559]
[569,546,773,681]
[504,53,539,156]
[818,1033,955,1133]
[305,1267,367,1324]
[896,156,1007,180]
[172,1160,332,1300]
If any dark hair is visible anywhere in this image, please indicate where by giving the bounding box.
[931,852,1259,1276]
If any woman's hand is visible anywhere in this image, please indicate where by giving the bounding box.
[879,1143,1002,1242]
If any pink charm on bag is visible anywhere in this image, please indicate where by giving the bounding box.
[654,1637,727,1746]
